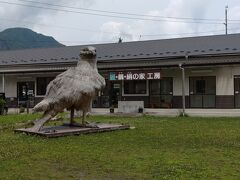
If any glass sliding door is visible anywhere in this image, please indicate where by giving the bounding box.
[160,78,173,108]
[110,81,122,107]
[149,77,173,108]
[149,79,161,108]
[92,80,110,108]
[189,76,216,108]
[17,81,35,107]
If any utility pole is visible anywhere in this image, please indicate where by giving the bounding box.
[224,5,228,35]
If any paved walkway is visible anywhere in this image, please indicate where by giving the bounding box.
[8,108,240,117]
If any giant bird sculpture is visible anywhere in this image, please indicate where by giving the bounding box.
[31,46,106,132]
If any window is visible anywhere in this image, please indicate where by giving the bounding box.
[150,80,160,95]
[36,77,54,96]
[124,80,147,94]
[196,80,205,94]
[17,82,35,101]
[160,78,173,95]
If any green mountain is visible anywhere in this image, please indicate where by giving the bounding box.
[0,27,64,50]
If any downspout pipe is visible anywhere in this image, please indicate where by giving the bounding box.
[179,63,186,116]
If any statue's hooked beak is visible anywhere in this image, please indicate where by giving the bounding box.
[80,48,96,56]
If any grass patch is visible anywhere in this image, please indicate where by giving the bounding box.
[0,114,240,179]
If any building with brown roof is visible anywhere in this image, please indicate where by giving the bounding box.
[1,33,240,114]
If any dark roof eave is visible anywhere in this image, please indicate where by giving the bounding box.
[97,52,240,63]
[1,52,240,67]
[0,61,77,67]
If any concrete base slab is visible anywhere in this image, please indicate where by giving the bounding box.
[15,122,131,138]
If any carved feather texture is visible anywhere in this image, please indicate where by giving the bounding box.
[33,47,105,114]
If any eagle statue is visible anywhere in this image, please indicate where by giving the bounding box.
[31,46,106,131]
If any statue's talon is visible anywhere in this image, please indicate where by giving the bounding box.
[69,121,79,127]
[28,125,42,132]
[29,114,52,132]
[84,123,99,128]
[69,120,77,125]
[32,119,38,125]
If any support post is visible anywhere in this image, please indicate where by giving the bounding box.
[2,73,5,93]
[26,83,29,114]
[179,63,186,116]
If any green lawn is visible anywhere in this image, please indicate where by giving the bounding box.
[0,114,240,179]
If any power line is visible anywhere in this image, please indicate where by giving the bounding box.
[142,29,226,37]
[0,2,239,45]
[0,17,235,37]
[1,16,240,44]
[139,26,240,37]
[0,17,132,36]
[17,0,226,22]
[0,17,227,38]
[0,1,225,24]
[0,38,114,44]
[1,29,240,46]
[16,0,240,23]
[1,26,240,45]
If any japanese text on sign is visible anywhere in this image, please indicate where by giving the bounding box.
[109,71,161,81]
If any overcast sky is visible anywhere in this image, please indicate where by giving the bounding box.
[0,0,240,46]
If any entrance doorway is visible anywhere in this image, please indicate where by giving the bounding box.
[234,76,240,108]
[189,76,216,108]
[109,82,121,107]
[149,78,173,108]
[17,82,35,107]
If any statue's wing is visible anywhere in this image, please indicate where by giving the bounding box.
[44,67,103,100]
[89,71,106,91]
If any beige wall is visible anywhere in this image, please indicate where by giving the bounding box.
[216,67,233,95]
[168,65,240,96]
[5,76,17,97]
[1,65,240,98]
[4,75,36,97]
[2,73,59,98]
[0,75,2,93]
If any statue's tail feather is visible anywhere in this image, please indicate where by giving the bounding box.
[33,99,50,112]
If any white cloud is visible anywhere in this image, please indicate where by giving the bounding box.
[98,0,214,42]
[0,0,95,32]
[228,6,240,33]
[0,0,239,45]
[99,21,133,42]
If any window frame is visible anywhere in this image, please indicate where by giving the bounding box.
[122,80,149,96]
[36,77,55,96]
[189,76,216,108]
[149,77,173,108]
